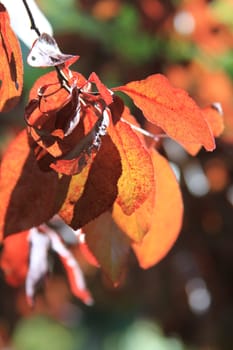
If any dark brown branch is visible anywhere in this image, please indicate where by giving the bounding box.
[22,0,41,37]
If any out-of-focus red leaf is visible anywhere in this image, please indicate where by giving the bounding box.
[0,231,29,286]
[84,211,130,284]
[108,119,154,215]
[114,74,215,152]
[132,149,183,268]
[59,135,122,229]
[44,226,93,305]
[0,3,23,112]
[78,241,100,267]
[176,0,233,53]
[0,130,70,239]
[59,254,93,305]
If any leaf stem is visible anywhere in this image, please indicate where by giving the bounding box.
[121,117,167,142]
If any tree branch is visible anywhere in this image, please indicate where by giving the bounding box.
[22,0,41,37]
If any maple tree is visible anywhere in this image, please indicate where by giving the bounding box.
[0,1,224,306]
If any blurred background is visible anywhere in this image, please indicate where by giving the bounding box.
[0,0,233,349]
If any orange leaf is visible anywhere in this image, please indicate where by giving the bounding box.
[84,211,130,283]
[108,119,154,215]
[59,135,122,228]
[132,149,183,268]
[203,103,224,137]
[112,186,154,242]
[114,74,215,152]
[0,130,69,239]
[184,103,224,156]
[29,71,87,101]
[88,72,113,105]
[0,231,29,287]
[0,4,23,112]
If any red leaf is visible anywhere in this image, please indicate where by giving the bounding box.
[132,149,183,268]
[29,71,87,101]
[84,211,130,284]
[114,74,215,152]
[50,107,111,175]
[0,130,69,238]
[59,135,122,229]
[0,4,23,112]
[0,231,29,286]
[108,119,154,215]
[88,72,113,105]
[26,71,112,176]
[78,242,100,267]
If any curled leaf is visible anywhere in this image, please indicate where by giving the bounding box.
[27,32,79,68]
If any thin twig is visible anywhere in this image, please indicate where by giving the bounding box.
[22,0,41,36]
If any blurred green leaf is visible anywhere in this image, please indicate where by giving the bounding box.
[12,316,81,350]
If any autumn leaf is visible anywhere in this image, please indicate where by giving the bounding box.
[59,135,122,229]
[108,119,154,215]
[0,3,23,112]
[84,211,130,284]
[0,231,29,286]
[184,103,224,156]
[0,130,70,239]
[88,72,113,105]
[114,74,215,153]
[27,33,79,68]
[112,188,154,243]
[203,104,224,138]
[132,149,183,269]
[26,70,115,176]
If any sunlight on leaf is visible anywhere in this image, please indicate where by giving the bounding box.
[108,119,154,215]
[133,149,183,268]
[0,130,68,238]
[0,3,23,112]
[114,74,216,153]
